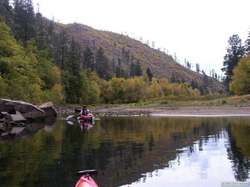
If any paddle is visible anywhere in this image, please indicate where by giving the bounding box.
[77,170,98,176]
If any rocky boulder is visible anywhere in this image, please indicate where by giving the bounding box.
[0,99,57,138]
[0,99,45,120]
[39,102,57,118]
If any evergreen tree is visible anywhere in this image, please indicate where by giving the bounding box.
[146,67,153,82]
[186,61,191,69]
[96,47,112,80]
[13,0,36,44]
[191,80,198,90]
[63,39,82,103]
[222,34,245,90]
[63,71,80,103]
[199,70,209,94]
[245,31,250,55]
[115,58,126,77]
[83,47,95,71]
[35,12,48,50]
[134,62,143,76]
[46,19,56,57]
[130,62,136,77]
[130,61,142,77]
[196,63,200,73]
[0,0,13,26]
[67,39,81,74]
[55,30,69,69]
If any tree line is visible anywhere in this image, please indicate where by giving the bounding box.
[222,33,250,95]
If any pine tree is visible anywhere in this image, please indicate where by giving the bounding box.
[196,63,200,73]
[83,47,95,71]
[67,39,81,75]
[245,31,250,55]
[222,34,245,90]
[129,62,136,77]
[201,71,209,94]
[0,0,13,26]
[96,47,112,80]
[134,61,143,76]
[146,67,153,82]
[115,58,126,77]
[63,39,82,103]
[55,30,69,69]
[13,0,36,44]
[186,61,191,69]
[35,12,48,50]
[130,61,142,77]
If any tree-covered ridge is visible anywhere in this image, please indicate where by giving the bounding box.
[0,0,224,104]
[61,23,225,93]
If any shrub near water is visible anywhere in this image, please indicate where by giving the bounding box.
[99,76,200,104]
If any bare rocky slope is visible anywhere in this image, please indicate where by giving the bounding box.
[57,23,225,93]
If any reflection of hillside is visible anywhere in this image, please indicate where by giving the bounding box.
[88,118,225,187]
[0,118,250,187]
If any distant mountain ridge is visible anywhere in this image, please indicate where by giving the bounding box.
[56,22,225,93]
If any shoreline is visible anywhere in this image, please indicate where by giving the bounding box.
[150,113,250,117]
[95,106,250,117]
[60,105,250,118]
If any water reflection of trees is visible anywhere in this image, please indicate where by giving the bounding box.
[0,118,250,187]
[90,117,226,186]
[226,119,250,181]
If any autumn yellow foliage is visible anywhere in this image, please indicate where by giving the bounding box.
[230,56,250,95]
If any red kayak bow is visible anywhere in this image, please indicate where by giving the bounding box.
[75,170,98,187]
[75,175,98,187]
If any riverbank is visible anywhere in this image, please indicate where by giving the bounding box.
[58,104,250,118]
[93,105,250,117]
[57,95,250,117]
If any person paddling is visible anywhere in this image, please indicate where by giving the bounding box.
[81,105,88,116]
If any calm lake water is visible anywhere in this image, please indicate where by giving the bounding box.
[0,117,250,187]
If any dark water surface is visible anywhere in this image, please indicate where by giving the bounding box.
[0,117,250,187]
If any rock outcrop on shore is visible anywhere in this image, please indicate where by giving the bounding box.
[0,99,57,138]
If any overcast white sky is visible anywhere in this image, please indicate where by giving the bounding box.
[33,0,250,74]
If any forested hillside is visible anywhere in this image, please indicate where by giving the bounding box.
[60,23,224,94]
[0,0,225,104]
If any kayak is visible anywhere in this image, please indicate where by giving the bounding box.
[75,170,98,187]
[79,113,95,124]
[66,113,95,125]
[75,175,98,187]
